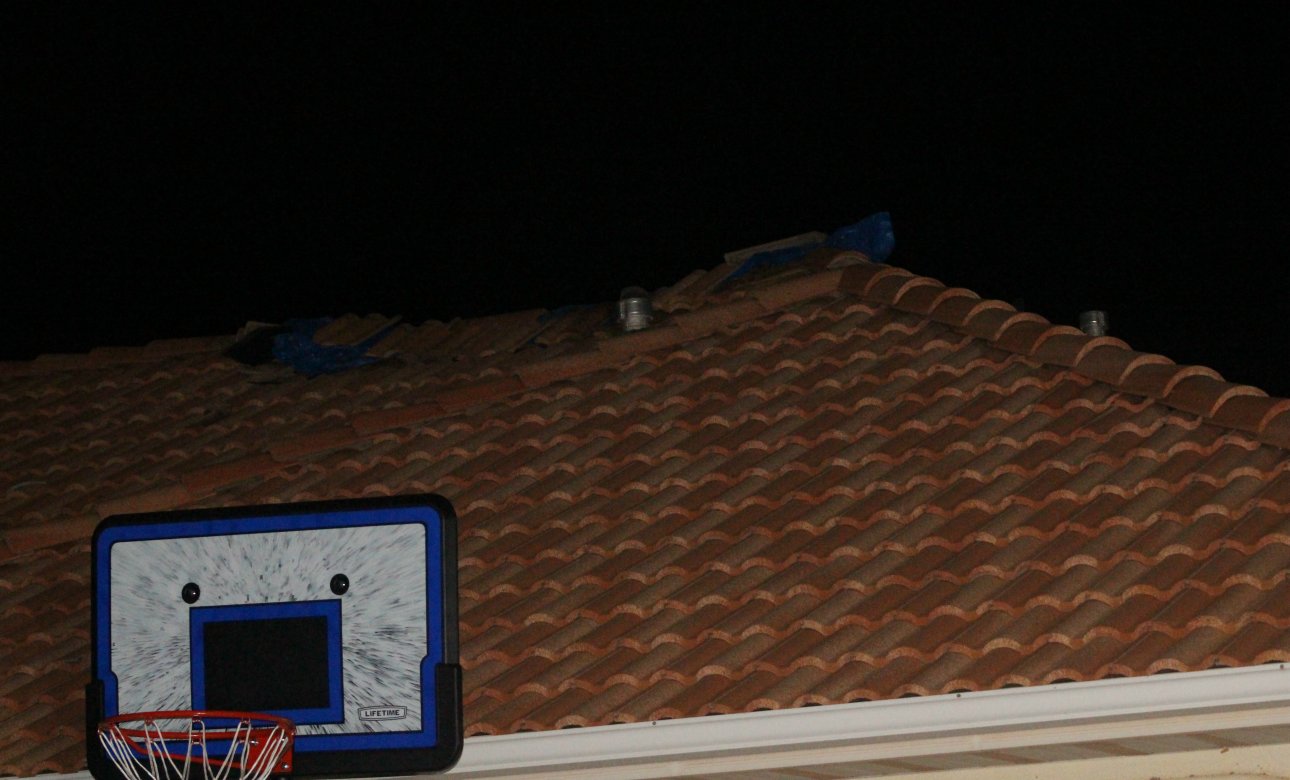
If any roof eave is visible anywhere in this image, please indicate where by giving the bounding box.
[29,667,1290,780]
[445,664,1290,778]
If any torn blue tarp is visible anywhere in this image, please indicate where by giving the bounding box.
[271,318,394,377]
[727,211,895,283]
[823,211,895,257]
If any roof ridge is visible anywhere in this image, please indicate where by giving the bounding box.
[0,335,234,377]
[5,254,1287,563]
[0,268,848,562]
[832,256,1290,451]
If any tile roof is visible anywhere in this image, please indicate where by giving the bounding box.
[4,249,1290,776]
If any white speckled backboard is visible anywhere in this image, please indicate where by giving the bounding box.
[87,495,461,778]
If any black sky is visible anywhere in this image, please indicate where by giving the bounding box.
[6,6,1290,395]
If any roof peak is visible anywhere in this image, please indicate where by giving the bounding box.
[4,253,1290,562]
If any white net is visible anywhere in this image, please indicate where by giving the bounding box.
[98,713,293,780]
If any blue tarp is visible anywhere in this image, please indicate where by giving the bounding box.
[272,318,394,377]
[268,213,894,376]
[727,211,894,282]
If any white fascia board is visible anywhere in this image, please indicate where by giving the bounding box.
[447,663,1290,776]
[44,665,1290,780]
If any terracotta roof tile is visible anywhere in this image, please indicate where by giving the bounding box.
[5,254,1290,776]
[313,313,400,346]
[652,269,710,312]
[955,303,1018,342]
[1260,405,1290,450]
[993,316,1052,354]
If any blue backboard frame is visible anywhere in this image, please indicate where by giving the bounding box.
[86,494,462,778]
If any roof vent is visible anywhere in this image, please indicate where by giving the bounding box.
[618,287,654,332]
[1079,310,1109,337]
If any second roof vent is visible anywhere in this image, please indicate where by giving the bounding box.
[1079,310,1110,337]
[618,287,654,333]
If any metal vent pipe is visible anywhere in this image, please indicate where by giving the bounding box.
[1079,310,1109,337]
[618,287,654,332]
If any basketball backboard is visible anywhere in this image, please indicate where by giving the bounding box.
[87,494,461,777]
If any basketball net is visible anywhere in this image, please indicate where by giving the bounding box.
[98,711,294,780]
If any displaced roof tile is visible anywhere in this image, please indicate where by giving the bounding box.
[514,349,612,388]
[672,300,767,337]
[747,270,844,310]
[95,484,192,519]
[350,402,446,435]
[180,453,282,495]
[436,376,527,412]
[652,269,710,311]
[0,515,97,562]
[267,427,363,461]
[597,324,689,357]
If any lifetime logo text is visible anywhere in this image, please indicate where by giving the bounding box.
[359,706,408,721]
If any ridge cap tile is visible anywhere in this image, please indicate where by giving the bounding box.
[514,348,613,388]
[963,298,1016,316]
[746,268,844,310]
[1057,332,1130,373]
[889,278,948,314]
[856,264,916,297]
[1112,351,1176,385]
[679,263,741,306]
[1209,393,1280,434]
[1256,398,1290,431]
[930,286,980,307]
[866,272,932,305]
[1034,323,1085,340]
[925,292,982,328]
[652,269,709,311]
[835,262,887,295]
[1119,362,1196,398]
[1031,331,1095,367]
[596,323,689,357]
[923,287,980,327]
[1162,374,1261,419]
[1068,335,1131,367]
[958,305,1018,341]
[671,299,768,337]
[1257,404,1290,450]
[993,317,1053,354]
[824,249,871,269]
[1160,364,1223,396]
[1,337,232,377]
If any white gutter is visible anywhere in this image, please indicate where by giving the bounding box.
[41,665,1290,780]
[445,663,1290,778]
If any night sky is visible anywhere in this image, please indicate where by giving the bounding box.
[8,6,1290,395]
